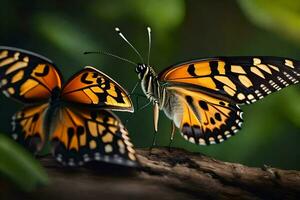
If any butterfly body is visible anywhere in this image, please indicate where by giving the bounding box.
[0,46,138,167]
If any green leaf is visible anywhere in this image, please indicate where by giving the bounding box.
[238,0,300,45]
[0,134,48,192]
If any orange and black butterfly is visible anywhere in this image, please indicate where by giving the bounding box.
[86,27,300,146]
[0,46,138,167]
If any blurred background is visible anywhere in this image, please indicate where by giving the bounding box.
[0,1,300,185]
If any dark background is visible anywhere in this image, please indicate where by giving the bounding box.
[0,0,299,170]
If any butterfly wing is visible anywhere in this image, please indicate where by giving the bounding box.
[159,56,300,144]
[159,57,300,105]
[163,87,242,145]
[61,66,133,112]
[50,106,138,167]
[11,103,48,153]
[0,46,62,103]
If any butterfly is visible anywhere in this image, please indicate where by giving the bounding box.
[86,27,300,146]
[0,46,138,167]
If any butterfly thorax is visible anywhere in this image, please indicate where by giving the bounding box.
[49,86,62,106]
[136,64,165,107]
[43,86,62,140]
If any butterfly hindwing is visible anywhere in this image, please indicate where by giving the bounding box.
[159,57,300,105]
[61,66,133,112]
[0,46,62,103]
[11,103,48,153]
[50,106,138,167]
[164,87,243,145]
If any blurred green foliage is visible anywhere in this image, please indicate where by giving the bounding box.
[0,135,48,191]
[238,0,300,45]
[0,0,299,179]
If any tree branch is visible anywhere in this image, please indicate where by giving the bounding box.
[5,147,300,200]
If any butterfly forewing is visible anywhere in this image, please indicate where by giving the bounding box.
[11,103,48,153]
[164,87,243,145]
[0,47,62,103]
[159,57,300,105]
[50,106,138,166]
[61,66,133,112]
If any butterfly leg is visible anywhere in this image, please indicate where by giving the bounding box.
[150,101,159,152]
[168,122,176,152]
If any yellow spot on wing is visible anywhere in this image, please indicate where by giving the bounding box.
[89,140,97,149]
[0,57,16,67]
[88,121,98,137]
[97,124,105,135]
[106,96,118,105]
[253,58,261,65]
[117,140,125,148]
[285,59,294,68]
[247,94,254,100]
[14,52,20,59]
[128,153,136,161]
[257,64,272,74]
[124,139,133,147]
[104,144,113,153]
[1,79,8,86]
[127,146,135,153]
[83,88,99,104]
[91,86,104,93]
[223,85,235,96]
[11,70,24,83]
[32,64,46,74]
[231,65,246,74]
[194,63,211,76]
[107,83,118,97]
[108,126,117,134]
[23,56,29,62]
[268,64,279,72]
[217,61,226,74]
[238,75,253,88]
[5,61,27,75]
[7,87,15,95]
[237,93,245,100]
[214,76,236,90]
[0,50,8,59]
[102,133,113,143]
[250,67,265,79]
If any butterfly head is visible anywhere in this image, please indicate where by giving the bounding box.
[135,64,148,77]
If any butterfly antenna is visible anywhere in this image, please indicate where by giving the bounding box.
[84,50,137,67]
[147,27,152,67]
[115,27,145,64]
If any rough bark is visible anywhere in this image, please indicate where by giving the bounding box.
[3,147,300,200]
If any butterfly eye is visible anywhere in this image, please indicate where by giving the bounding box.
[135,64,145,74]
